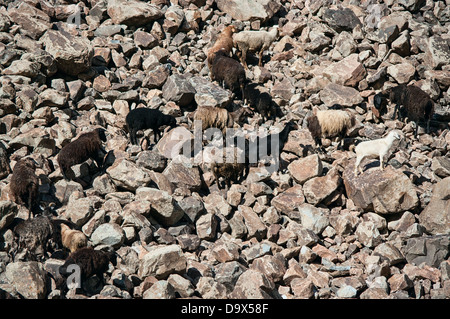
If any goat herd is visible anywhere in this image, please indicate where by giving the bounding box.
[5,23,438,296]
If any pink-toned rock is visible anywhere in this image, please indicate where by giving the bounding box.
[323,54,366,87]
[302,169,342,206]
[287,154,323,184]
[319,83,363,107]
[387,273,413,292]
[271,184,305,214]
[230,269,276,299]
[343,164,419,214]
[93,75,111,93]
[290,277,315,299]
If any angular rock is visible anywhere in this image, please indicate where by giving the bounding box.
[162,73,196,107]
[250,254,286,283]
[424,36,450,70]
[290,277,315,299]
[189,76,232,108]
[343,165,418,214]
[0,201,18,231]
[91,223,125,248]
[41,29,93,76]
[136,187,185,226]
[107,158,152,192]
[5,261,48,299]
[8,3,51,39]
[322,7,362,32]
[139,244,186,279]
[162,161,202,192]
[355,221,382,248]
[230,269,277,299]
[238,205,266,240]
[107,0,163,26]
[142,280,176,299]
[323,54,366,87]
[65,196,101,227]
[302,169,341,206]
[298,203,329,235]
[196,276,228,299]
[431,157,450,178]
[195,213,218,240]
[387,63,416,84]
[271,184,305,215]
[215,0,281,23]
[2,60,41,78]
[404,235,449,268]
[373,243,405,265]
[418,177,450,235]
[320,83,363,107]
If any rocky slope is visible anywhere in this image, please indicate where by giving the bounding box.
[0,0,449,299]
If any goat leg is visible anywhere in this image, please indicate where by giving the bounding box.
[258,49,264,67]
[392,104,400,120]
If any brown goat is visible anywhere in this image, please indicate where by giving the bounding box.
[57,128,107,180]
[211,147,248,189]
[60,223,88,253]
[9,157,39,219]
[207,25,237,68]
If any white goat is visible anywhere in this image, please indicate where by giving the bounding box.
[354,130,401,175]
[233,26,278,69]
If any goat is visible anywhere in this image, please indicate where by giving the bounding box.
[354,130,402,175]
[374,84,434,138]
[191,106,252,134]
[57,128,107,180]
[60,223,88,253]
[243,83,274,121]
[11,215,56,261]
[59,246,118,285]
[210,146,248,189]
[306,108,355,150]
[233,26,278,69]
[249,120,298,167]
[207,25,237,68]
[125,108,177,145]
[210,49,246,100]
[9,157,39,219]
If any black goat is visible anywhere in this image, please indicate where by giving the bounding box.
[374,84,434,137]
[125,108,177,145]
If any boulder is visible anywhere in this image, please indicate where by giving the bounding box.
[138,244,186,279]
[162,73,196,107]
[136,187,185,226]
[343,165,418,214]
[5,261,48,299]
[319,83,363,107]
[302,169,342,206]
[322,7,362,32]
[424,36,450,70]
[189,76,232,108]
[107,0,163,26]
[215,0,281,23]
[0,201,18,231]
[323,54,366,87]
[41,29,93,76]
[107,158,152,192]
[419,177,450,235]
